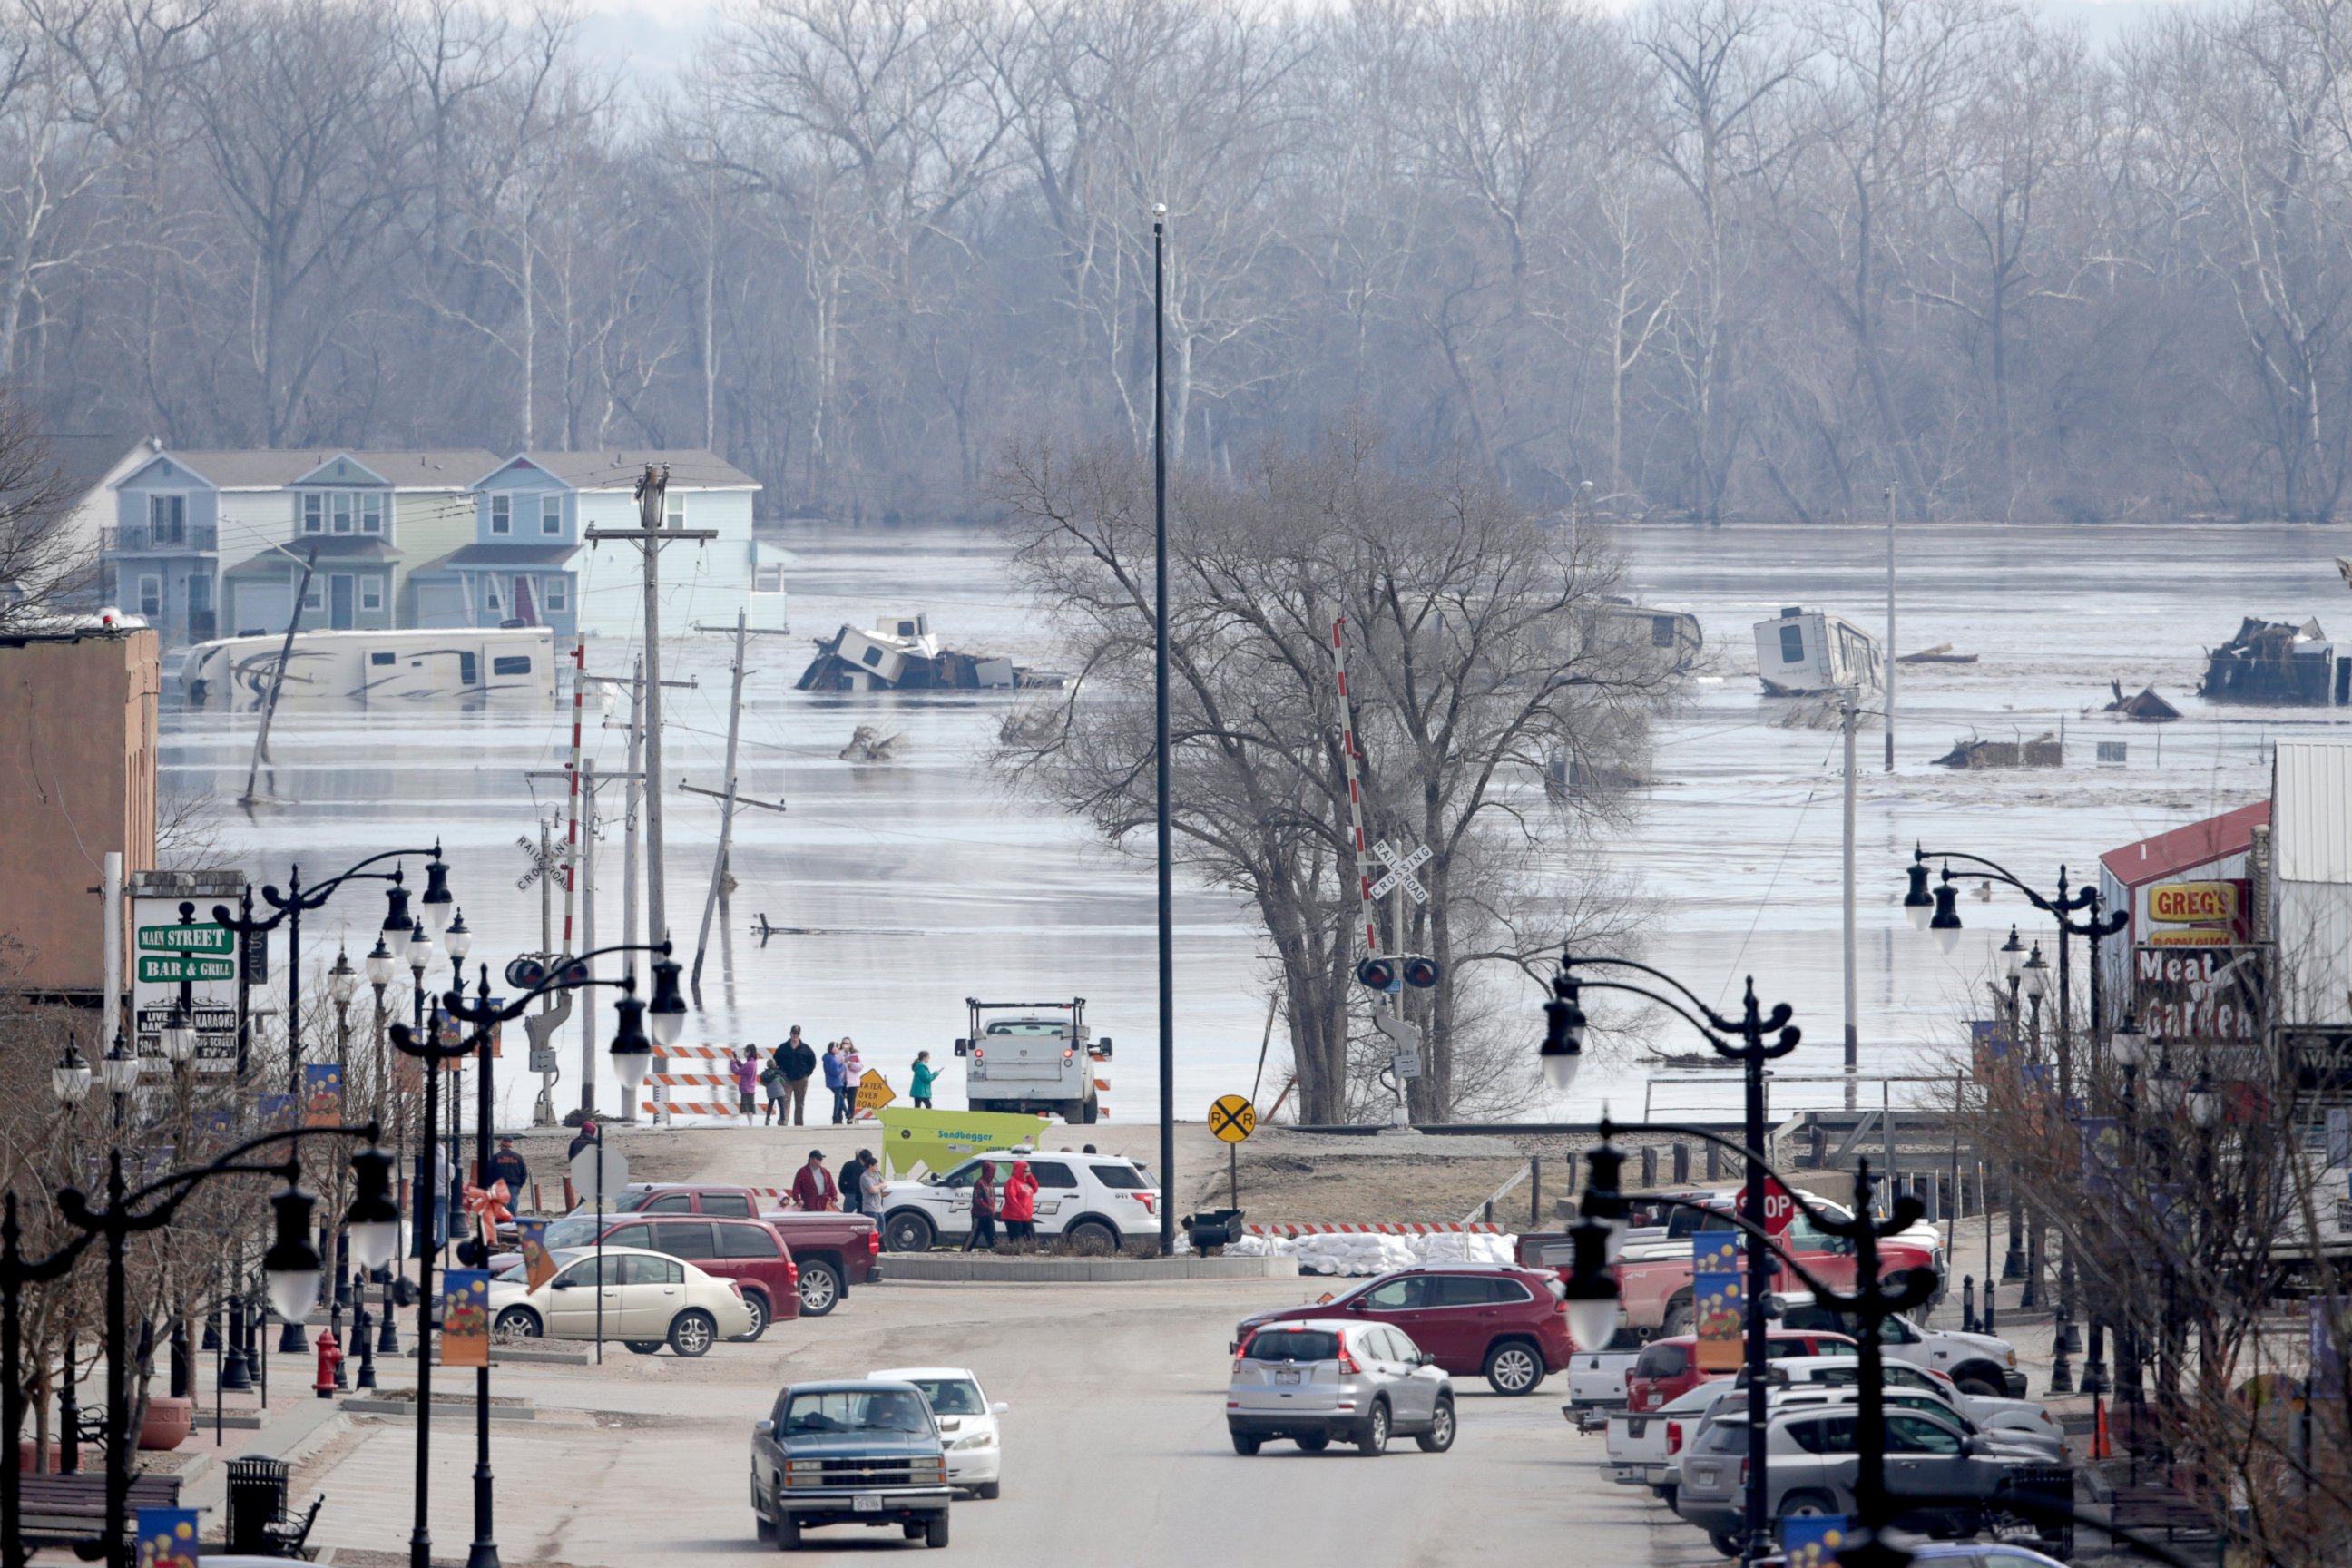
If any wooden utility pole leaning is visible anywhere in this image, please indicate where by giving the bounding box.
[1884,485,1897,772]
[686,611,784,1000]
[1842,685,1859,1111]
[586,466,714,967]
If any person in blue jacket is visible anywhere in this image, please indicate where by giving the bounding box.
[822,1041,849,1124]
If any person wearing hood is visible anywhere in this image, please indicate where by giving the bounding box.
[1001,1159,1039,1247]
[962,1161,999,1251]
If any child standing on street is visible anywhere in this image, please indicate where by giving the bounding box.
[732,1046,760,1124]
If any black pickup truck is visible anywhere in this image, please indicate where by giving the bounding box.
[751,1380,953,1550]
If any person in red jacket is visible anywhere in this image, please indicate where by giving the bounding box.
[1001,1160,1039,1248]
[789,1149,838,1212]
[962,1163,999,1252]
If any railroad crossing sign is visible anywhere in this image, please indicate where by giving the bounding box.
[1374,1012,1424,1080]
[1209,1095,1258,1142]
[1368,840,1431,904]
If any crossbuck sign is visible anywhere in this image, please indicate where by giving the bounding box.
[1368,840,1431,903]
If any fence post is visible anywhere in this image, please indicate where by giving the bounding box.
[1529,1157,1542,1229]
[1640,1146,1658,1187]
[1672,1142,1690,1184]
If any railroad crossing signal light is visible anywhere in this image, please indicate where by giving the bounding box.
[1357,955,1442,992]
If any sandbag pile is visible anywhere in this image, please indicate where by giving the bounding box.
[1219,1229,1518,1275]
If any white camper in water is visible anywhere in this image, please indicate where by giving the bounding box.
[179,627,556,708]
[1752,607,1883,697]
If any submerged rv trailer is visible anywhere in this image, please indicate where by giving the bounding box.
[179,627,557,708]
[1752,606,1883,697]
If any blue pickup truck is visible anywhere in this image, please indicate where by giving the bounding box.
[751,1380,954,1550]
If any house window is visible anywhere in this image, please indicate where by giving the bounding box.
[301,495,324,534]
[359,575,383,612]
[361,494,385,534]
[331,494,356,534]
[482,577,503,612]
[137,575,162,616]
[301,579,323,612]
[542,575,568,612]
[540,495,563,534]
[149,495,185,546]
[490,496,511,535]
[665,494,686,530]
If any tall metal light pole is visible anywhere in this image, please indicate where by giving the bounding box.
[1884,484,1896,771]
[1152,201,1174,1256]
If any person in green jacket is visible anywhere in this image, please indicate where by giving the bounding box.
[910,1050,938,1109]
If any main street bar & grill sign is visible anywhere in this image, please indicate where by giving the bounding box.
[127,877,245,1072]
[2132,943,2267,1043]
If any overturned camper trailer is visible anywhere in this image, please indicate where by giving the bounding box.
[1752,606,1884,698]
[2199,616,2350,707]
[179,626,556,708]
[796,612,1057,693]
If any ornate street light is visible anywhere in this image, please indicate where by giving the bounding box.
[419,854,456,939]
[161,1008,196,1067]
[328,947,358,1007]
[2021,943,2049,1004]
[1999,925,2025,982]
[1929,868,1964,956]
[52,1040,92,1105]
[261,1181,322,1325]
[365,936,397,988]
[646,952,687,1050]
[1540,963,1586,1093]
[346,1146,402,1272]
[445,911,473,963]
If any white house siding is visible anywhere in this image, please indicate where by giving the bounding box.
[570,486,753,640]
[215,490,293,574]
[2273,740,2352,1027]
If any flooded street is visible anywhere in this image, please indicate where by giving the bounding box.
[165,519,2351,1126]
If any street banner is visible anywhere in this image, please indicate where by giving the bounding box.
[302,1063,343,1128]
[197,1109,233,1145]
[136,1506,200,1568]
[516,1219,557,1290]
[874,1106,1057,1178]
[128,887,242,1073]
[2075,1117,2122,1196]
[1693,1235,1744,1373]
[441,1269,490,1366]
[2313,1298,2346,1401]
[257,1093,295,1131]
[1969,1018,2010,1083]
[1779,1514,1847,1566]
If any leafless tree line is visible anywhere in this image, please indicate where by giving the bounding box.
[13,0,2352,520]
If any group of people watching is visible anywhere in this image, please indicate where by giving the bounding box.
[734,1030,941,1126]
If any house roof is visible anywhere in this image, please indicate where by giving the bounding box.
[222,538,404,575]
[2100,799,2271,889]
[40,435,149,501]
[122,448,497,491]
[479,451,760,491]
[438,543,579,569]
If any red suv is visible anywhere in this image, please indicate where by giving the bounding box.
[1230,1265,1574,1395]
[495,1215,801,1342]
[1623,1328,1857,1412]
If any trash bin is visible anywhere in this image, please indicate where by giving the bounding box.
[1181,1208,1246,1252]
[226,1455,289,1553]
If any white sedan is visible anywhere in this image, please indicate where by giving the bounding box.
[871,1365,1008,1498]
[487,1245,753,1357]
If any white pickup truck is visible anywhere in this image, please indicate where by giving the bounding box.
[1768,1293,2026,1397]
[1602,1383,1719,1503]
[1562,1325,1647,1427]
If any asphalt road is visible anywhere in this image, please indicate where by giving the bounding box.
[294,1277,1724,1567]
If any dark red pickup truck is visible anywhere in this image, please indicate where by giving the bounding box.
[599,1182,883,1316]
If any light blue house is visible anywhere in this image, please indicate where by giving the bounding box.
[407,451,779,639]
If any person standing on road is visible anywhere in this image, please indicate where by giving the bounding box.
[789,1149,838,1212]
[732,1045,761,1124]
[777,1029,816,1126]
[567,1118,599,1161]
[963,1161,999,1251]
[1001,1159,1039,1249]
[910,1051,937,1109]
[822,1042,848,1125]
[485,1137,530,1199]
[760,1049,785,1124]
[858,1150,887,1213]
[840,1039,867,1120]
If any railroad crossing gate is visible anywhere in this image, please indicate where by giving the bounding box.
[1209,1095,1257,1142]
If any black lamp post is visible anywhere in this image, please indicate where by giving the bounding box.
[366,935,402,1358]
[9,1122,397,1568]
[391,938,677,1568]
[1905,847,2124,1396]
[1544,951,1798,1564]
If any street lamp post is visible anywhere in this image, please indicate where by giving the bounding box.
[1905,847,2125,1397]
[1543,951,1799,1564]
[366,936,403,1359]
[390,938,678,1568]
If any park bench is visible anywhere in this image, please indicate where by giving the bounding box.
[15,1471,182,1544]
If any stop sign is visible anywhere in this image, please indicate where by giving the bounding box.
[1748,1177,1795,1238]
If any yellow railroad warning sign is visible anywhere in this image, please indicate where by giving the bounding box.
[1208,1094,1257,1142]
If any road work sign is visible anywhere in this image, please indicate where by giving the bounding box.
[1209,1095,1257,1142]
[855,1069,897,1115]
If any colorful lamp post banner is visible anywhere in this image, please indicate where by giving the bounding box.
[441,1269,491,1367]
[257,1093,295,1131]
[515,1220,557,1290]
[136,1506,200,1567]
[1779,1513,1847,1566]
[1693,1234,1744,1373]
[303,1063,344,1127]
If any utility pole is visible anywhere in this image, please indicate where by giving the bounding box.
[622,657,644,991]
[1152,201,1175,1259]
[586,465,716,967]
[1884,485,1897,772]
[686,612,784,1000]
[1842,686,1859,1112]
[579,759,598,1118]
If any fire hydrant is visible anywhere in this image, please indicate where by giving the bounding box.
[312,1329,341,1398]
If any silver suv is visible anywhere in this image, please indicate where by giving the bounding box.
[1226,1319,1456,1457]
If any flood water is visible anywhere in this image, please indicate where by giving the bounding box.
[164,518,2350,1128]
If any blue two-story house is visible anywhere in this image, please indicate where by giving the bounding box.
[407,451,774,639]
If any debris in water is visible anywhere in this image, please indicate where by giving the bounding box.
[797,609,1057,692]
[2198,615,2347,706]
[1896,642,1977,665]
[1932,733,2063,769]
[1752,606,1883,697]
[2101,681,2181,722]
[839,725,900,763]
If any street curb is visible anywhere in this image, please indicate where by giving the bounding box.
[882,1255,1300,1282]
[342,1398,541,1422]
